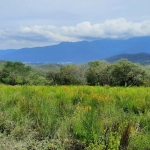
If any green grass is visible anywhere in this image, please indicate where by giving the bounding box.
[0,85,150,149]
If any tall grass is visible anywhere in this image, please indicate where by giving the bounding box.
[0,85,150,149]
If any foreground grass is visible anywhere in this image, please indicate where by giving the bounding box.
[0,85,150,149]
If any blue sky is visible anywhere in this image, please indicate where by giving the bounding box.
[0,0,150,49]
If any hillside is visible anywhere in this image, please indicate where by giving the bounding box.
[105,53,150,65]
[0,36,150,63]
[0,60,7,69]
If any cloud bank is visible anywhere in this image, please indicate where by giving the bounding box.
[1,18,150,49]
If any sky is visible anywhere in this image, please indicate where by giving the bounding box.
[0,0,150,49]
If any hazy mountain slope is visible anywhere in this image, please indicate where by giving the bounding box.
[105,53,150,65]
[0,36,150,63]
[0,50,16,56]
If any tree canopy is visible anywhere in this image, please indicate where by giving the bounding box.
[0,61,31,85]
[0,60,150,86]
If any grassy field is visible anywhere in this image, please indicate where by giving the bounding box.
[0,85,150,149]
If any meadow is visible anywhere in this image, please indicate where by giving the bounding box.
[0,85,150,149]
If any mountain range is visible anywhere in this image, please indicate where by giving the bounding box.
[0,36,150,64]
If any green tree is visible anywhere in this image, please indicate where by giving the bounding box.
[0,61,31,85]
[58,64,86,85]
[46,64,87,85]
[86,60,111,85]
[46,70,61,85]
[28,72,47,85]
[110,59,147,86]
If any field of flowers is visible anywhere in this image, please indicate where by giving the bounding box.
[0,85,150,149]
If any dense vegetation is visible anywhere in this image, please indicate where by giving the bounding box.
[0,59,150,86]
[1,85,150,149]
[0,60,150,149]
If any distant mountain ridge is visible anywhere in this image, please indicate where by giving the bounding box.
[0,36,150,63]
[105,53,150,65]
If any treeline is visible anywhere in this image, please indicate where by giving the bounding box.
[0,59,150,86]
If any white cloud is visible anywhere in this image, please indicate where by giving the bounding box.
[1,18,150,49]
